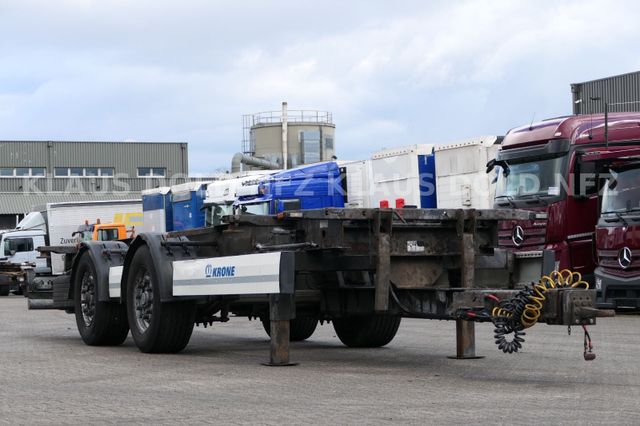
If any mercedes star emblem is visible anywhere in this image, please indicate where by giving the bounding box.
[512,225,525,246]
[618,247,633,269]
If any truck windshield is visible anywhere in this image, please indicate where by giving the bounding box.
[97,228,119,241]
[237,201,270,215]
[601,167,640,213]
[495,155,568,199]
[206,203,233,226]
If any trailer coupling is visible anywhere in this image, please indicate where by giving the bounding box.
[452,270,612,360]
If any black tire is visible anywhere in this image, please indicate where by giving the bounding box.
[74,252,129,346]
[332,315,401,348]
[260,316,318,341]
[126,245,195,353]
[0,287,9,296]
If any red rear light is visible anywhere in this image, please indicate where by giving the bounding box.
[395,198,405,209]
[379,200,389,208]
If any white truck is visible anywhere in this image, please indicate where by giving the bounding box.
[0,200,143,296]
[203,171,278,226]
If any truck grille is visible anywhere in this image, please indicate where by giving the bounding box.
[498,218,548,250]
[598,249,640,277]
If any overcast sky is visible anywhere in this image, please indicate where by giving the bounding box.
[1,0,639,174]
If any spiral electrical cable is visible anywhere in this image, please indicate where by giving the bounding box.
[489,269,590,354]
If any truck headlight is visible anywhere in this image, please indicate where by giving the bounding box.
[595,277,602,290]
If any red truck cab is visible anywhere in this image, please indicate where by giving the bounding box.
[490,113,640,286]
[594,153,640,309]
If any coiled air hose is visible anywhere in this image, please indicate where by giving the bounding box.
[489,269,590,354]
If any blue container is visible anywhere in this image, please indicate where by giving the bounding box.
[142,187,173,232]
[418,153,437,208]
[171,183,208,231]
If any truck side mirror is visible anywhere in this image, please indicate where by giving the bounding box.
[486,159,496,174]
[486,159,510,177]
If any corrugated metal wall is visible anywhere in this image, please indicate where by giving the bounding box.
[572,71,640,114]
[0,141,192,216]
[0,177,194,193]
[0,141,49,167]
[0,141,188,176]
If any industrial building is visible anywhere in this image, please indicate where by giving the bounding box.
[232,102,335,172]
[0,140,191,228]
[571,70,640,114]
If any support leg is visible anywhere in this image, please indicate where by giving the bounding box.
[264,294,297,366]
[269,319,291,365]
[452,319,483,359]
[374,210,393,312]
[449,211,483,359]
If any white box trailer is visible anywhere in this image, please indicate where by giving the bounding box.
[340,138,501,210]
[434,136,502,209]
[44,200,144,274]
[337,160,372,208]
[369,144,437,208]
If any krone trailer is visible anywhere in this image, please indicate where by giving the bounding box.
[30,207,603,364]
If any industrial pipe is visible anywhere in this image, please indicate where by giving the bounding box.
[282,101,288,169]
[231,153,280,173]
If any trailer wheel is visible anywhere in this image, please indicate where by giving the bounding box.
[126,245,195,353]
[0,287,9,296]
[260,316,318,341]
[74,253,129,346]
[332,315,401,348]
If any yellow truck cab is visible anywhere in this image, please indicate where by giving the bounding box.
[75,222,130,242]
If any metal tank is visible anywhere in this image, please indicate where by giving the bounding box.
[232,102,335,172]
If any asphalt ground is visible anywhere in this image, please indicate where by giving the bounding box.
[0,294,639,425]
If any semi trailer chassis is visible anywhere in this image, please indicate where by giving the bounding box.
[29,208,600,364]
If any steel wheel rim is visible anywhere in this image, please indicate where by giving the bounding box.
[133,271,153,333]
[80,270,96,327]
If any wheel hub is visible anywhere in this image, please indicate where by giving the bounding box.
[134,273,153,333]
[80,271,96,327]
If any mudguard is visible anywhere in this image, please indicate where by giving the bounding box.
[121,233,197,303]
[70,240,129,303]
[121,233,296,302]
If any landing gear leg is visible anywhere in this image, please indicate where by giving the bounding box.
[264,294,297,366]
[449,319,484,360]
